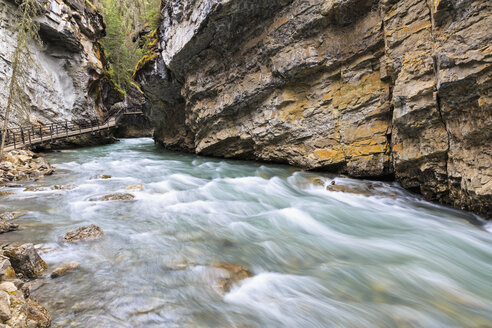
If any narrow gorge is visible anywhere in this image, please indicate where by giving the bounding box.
[135,0,492,219]
[0,0,491,327]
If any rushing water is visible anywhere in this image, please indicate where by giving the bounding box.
[1,138,491,328]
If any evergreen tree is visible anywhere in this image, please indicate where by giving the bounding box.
[0,0,41,159]
[99,0,160,91]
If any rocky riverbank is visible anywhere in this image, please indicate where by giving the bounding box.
[0,243,51,328]
[0,150,53,186]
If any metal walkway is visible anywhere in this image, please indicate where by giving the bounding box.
[1,111,143,152]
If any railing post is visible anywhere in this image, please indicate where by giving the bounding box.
[40,127,43,142]
[65,121,68,137]
[13,131,16,150]
[28,129,31,145]
[21,128,25,145]
[90,120,93,132]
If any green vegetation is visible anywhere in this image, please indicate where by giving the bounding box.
[98,0,161,90]
[0,0,41,159]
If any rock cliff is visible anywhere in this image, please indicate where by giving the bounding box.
[0,0,123,128]
[136,0,491,219]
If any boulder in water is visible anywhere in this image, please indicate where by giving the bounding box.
[90,193,135,201]
[90,174,112,180]
[52,184,76,191]
[63,225,104,243]
[0,190,14,197]
[0,211,28,221]
[326,183,370,196]
[214,263,253,293]
[2,243,47,279]
[50,261,80,279]
[125,184,143,191]
[0,222,19,234]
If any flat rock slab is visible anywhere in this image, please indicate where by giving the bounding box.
[0,221,19,234]
[0,211,28,221]
[89,193,135,201]
[63,225,104,243]
[50,261,80,278]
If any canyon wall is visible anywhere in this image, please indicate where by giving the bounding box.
[0,0,123,128]
[136,0,491,218]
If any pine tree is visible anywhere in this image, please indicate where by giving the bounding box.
[0,0,41,159]
[99,0,160,90]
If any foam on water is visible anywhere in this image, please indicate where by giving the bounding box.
[1,138,491,328]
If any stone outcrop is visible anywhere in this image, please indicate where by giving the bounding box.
[0,150,52,184]
[136,0,492,218]
[2,243,47,279]
[0,247,51,328]
[0,0,123,128]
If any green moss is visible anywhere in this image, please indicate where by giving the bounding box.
[85,0,97,11]
[133,53,159,77]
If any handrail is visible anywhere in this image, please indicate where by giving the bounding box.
[0,110,143,152]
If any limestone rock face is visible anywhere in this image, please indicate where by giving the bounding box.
[136,0,491,218]
[0,0,123,128]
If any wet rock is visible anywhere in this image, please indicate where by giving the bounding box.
[50,261,80,279]
[0,256,16,281]
[0,191,14,197]
[0,211,28,221]
[214,263,253,293]
[90,174,112,180]
[326,184,370,197]
[0,222,19,234]
[63,225,104,243]
[23,186,49,192]
[125,184,143,191]
[0,282,17,293]
[52,185,76,191]
[2,243,48,279]
[310,177,325,186]
[6,291,51,328]
[90,193,135,201]
[0,151,53,185]
[0,290,10,322]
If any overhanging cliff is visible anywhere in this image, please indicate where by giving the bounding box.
[135,0,492,218]
[0,0,124,128]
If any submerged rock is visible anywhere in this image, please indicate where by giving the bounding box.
[2,243,48,279]
[0,211,28,221]
[214,263,253,293]
[90,174,112,180]
[52,185,76,191]
[0,191,14,197]
[90,193,135,201]
[50,261,80,279]
[326,184,370,197]
[125,184,143,191]
[63,225,104,243]
[0,222,19,234]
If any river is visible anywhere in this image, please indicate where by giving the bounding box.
[1,138,491,327]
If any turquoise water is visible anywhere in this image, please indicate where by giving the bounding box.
[1,138,491,327]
